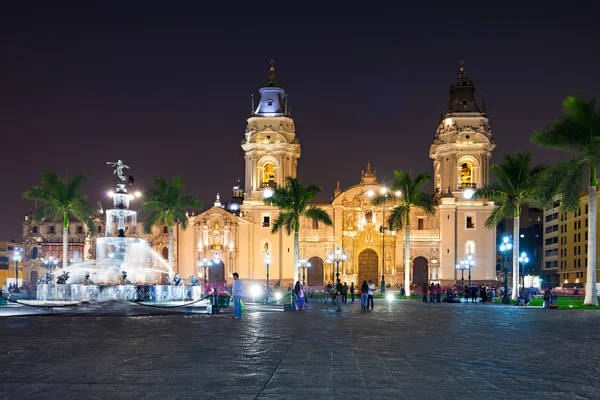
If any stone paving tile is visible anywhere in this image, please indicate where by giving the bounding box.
[1,300,600,399]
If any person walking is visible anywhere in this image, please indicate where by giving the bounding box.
[350,282,355,302]
[360,280,369,310]
[294,281,306,310]
[435,283,442,303]
[367,280,375,310]
[422,283,428,302]
[335,279,343,312]
[232,272,243,319]
[342,282,348,303]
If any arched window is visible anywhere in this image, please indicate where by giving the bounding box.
[31,247,38,259]
[162,247,168,260]
[465,240,475,255]
[263,163,275,186]
[163,226,168,234]
[97,225,102,233]
[365,209,373,224]
[32,226,38,234]
[460,162,473,188]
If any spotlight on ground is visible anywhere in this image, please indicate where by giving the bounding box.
[274,292,282,300]
[386,293,395,302]
[250,285,261,300]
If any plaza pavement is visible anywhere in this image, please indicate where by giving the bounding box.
[0,298,599,400]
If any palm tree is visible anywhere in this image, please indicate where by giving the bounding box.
[473,152,547,301]
[23,171,95,269]
[142,176,202,276]
[264,177,332,282]
[373,170,435,295]
[531,95,600,306]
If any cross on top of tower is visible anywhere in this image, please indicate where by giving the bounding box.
[265,58,280,87]
[458,58,466,78]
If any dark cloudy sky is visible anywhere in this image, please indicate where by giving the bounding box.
[1,1,599,240]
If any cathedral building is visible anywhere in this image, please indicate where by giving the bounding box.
[22,61,497,290]
[177,61,497,289]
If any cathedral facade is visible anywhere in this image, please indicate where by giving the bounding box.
[22,62,497,290]
[176,62,497,289]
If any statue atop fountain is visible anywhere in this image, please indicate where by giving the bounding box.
[107,160,129,183]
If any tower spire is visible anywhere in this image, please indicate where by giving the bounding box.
[251,94,255,114]
[265,58,280,87]
[458,58,466,79]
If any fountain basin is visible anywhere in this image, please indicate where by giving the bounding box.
[37,284,203,302]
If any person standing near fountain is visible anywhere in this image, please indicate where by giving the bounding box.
[232,272,243,319]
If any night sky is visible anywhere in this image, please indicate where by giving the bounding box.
[2,2,599,240]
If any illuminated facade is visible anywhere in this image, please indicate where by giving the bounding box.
[176,61,498,288]
[0,240,24,286]
[21,62,498,289]
[545,194,600,289]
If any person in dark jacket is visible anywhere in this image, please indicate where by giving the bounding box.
[422,283,428,302]
[543,288,552,308]
[470,286,478,303]
[350,282,355,302]
[342,282,349,303]
[335,279,343,311]
[429,283,435,302]
[360,281,369,310]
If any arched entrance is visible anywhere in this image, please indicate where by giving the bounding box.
[412,256,429,286]
[358,249,379,286]
[208,261,225,284]
[306,256,324,286]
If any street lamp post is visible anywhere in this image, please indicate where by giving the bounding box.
[42,255,58,280]
[499,236,513,304]
[380,187,388,293]
[198,257,209,288]
[13,248,22,293]
[455,253,475,299]
[265,252,271,301]
[518,251,529,296]
[456,263,466,298]
[327,247,347,282]
[298,257,311,286]
[211,253,220,314]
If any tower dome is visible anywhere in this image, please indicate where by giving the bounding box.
[447,59,481,113]
[254,60,287,117]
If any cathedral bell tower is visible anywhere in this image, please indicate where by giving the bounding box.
[242,60,300,203]
[429,59,495,197]
[430,60,497,287]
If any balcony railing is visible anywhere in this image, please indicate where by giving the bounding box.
[459,183,477,189]
[261,181,277,189]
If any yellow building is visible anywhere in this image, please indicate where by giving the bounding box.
[0,240,24,287]
[552,193,600,289]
